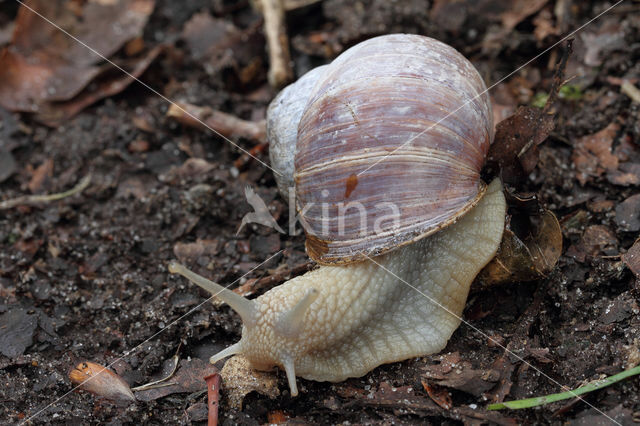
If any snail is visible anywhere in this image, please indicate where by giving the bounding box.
[169,34,506,396]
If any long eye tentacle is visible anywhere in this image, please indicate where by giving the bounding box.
[275,288,319,338]
[168,261,257,326]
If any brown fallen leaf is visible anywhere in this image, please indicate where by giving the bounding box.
[487,106,555,185]
[181,11,239,62]
[572,122,620,185]
[69,361,135,403]
[423,360,500,397]
[0,308,38,358]
[135,358,217,402]
[607,162,640,186]
[27,158,54,193]
[0,0,155,115]
[533,8,560,42]
[486,40,571,186]
[267,410,290,424]
[180,12,265,88]
[220,355,280,410]
[566,225,618,263]
[14,238,44,259]
[35,46,162,127]
[421,380,452,410]
[481,0,548,55]
[186,402,208,422]
[615,194,640,232]
[478,206,562,287]
[623,239,640,279]
[500,0,548,32]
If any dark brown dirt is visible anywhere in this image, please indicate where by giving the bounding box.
[1,0,639,424]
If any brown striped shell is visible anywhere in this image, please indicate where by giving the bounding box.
[269,34,493,265]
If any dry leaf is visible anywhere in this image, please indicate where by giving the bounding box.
[533,8,560,42]
[623,239,640,279]
[500,0,548,31]
[0,0,154,120]
[181,12,238,62]
[566,225,617,263]
[572,122,620,185]
[423,360,500,397]
[487,106,555,185]
[0,308,38,358]
[28,158,53,193]
[486,41,572,186]
[479,208,562,286]
[615,194,640,232]
[69,361,135,403]
[35,46,162,126]
[421,380,452,410]
[134,358,217,402]
[267,410,290,424]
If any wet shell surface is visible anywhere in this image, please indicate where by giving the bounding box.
[291,34,493,264]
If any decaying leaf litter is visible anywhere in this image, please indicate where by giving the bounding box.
[0,0,639,424]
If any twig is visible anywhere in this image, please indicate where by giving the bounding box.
[516,39,573,160]
[542,38,574,115]
[167,103,266,143]
[621,80,640,104]
[258,0,293,88]
[204,372,221,426]
[0,174,91,210]
[282,0,321,10]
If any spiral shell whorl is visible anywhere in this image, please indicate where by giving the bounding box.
[294,34,493,264]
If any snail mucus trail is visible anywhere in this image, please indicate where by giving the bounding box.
[169,34,506,396]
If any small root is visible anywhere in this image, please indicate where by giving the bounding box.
[0,174,91,210]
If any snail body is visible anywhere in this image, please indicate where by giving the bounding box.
[171,34,505,396]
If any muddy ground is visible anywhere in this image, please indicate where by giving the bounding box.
[1,0,639,424]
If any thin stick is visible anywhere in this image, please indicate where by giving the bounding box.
[259,0,293,88]
[166,103,266,143]
[0,174,91,210]
[621,80,640,103]
[204,372,221,426]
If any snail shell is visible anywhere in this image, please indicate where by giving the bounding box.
[269,34,493,264]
